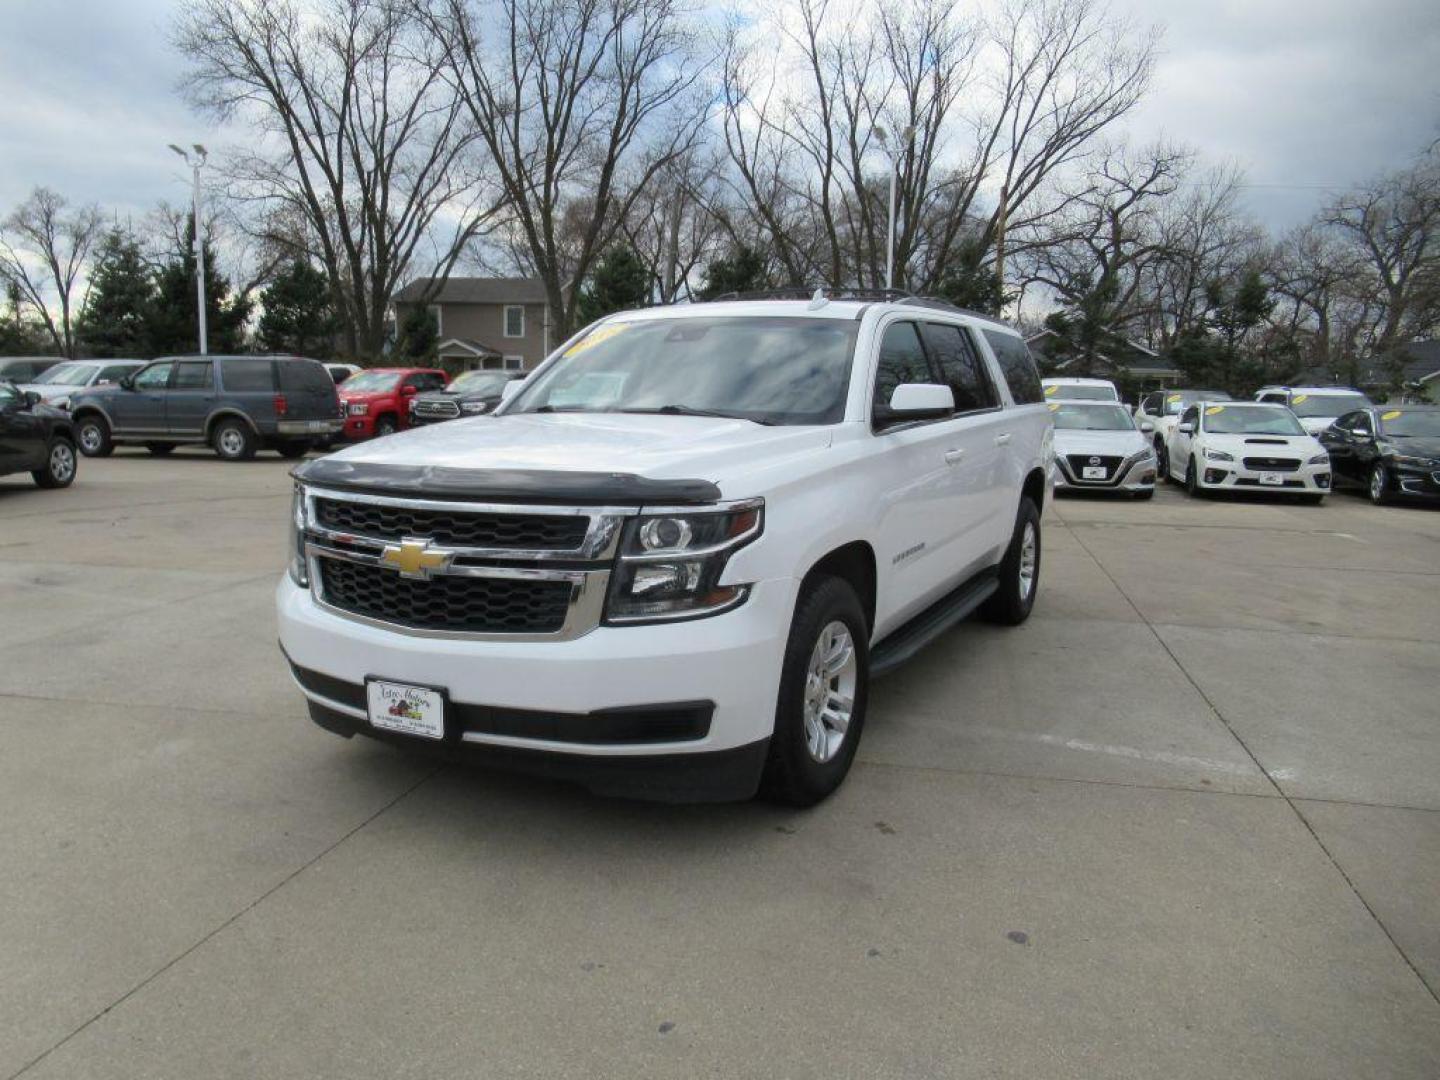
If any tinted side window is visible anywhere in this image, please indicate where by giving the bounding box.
[408,372,447,392]
[277,360,333,393]
[98,364,134,383]
[982,330,1043,404]
[134,363,173,390]
[872,322,934,420]
[1181,405,1200,427]
[221,359,276,392]
[1347,412,1372,435]
[1141,392,1161,414]
[173,361,214,390]
[922,323,998,413]
[1258,392,1285,404]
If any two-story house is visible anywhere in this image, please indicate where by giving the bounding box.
[392,277,553,373]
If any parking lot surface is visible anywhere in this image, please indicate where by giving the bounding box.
[2,452,1438,1079]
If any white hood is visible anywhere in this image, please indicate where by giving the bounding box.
[329,411,835,488]
[1053,428,1149,458]
[1297,416,1338,436]
[1204,431,1325,458]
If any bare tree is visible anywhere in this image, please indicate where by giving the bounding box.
[620,150,728,302]
[422,0,706,335]
[175,0,499,359]
[0,187,103,357]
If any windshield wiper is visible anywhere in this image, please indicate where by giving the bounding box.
[615,405,778,426]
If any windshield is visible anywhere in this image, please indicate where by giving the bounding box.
[449,371,513,395]
[1202,404,1305,436]
[341,371,400,392]
[1049,402,1136,431]
[1163,390,1231,416]
[1378,409,1440,437]
[35,363,95,386]
[508,316,859,425]
[1289,392,1369,418]
[1044,383,1116,402]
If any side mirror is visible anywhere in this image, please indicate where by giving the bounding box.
[888,383,955,419]
[1139,421,1154,434]
[500,380,524,404]
[1177,421,1195,435]
[401,384,418,396]
[119,375,136,390]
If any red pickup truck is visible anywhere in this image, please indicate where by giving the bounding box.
[337,368,449,439]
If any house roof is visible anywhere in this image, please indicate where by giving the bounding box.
[395,276,548,305]
[1397,340,1440,383]
[435,337,502,358]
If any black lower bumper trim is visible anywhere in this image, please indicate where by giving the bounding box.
[305,700,767,803]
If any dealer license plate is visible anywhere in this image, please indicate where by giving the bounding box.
[1259,472,1284,486]
[1082,466,1108,479]
[367,679,445,740]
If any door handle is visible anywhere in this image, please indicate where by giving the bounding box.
[944,449,966,464]
[994,432,1012,446]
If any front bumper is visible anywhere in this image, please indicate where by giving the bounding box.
[1391,465,1440,500]
[276,574,794,799]
[1052,454,1156,493]
[1196,459,1331,493]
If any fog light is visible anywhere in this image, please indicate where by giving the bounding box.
[1205,468,1227,485]
[1316,473,1331,488]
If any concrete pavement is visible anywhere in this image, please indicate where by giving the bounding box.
[1,451,1437,1078]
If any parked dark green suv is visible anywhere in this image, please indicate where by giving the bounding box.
[70,355,342,461]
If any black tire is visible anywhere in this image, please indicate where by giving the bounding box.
[1185,457,1203,497]
[761,576,870,807]
[276,441,310,459]
[373,414,398,438]
[32,438,77,489]
[75,414,113,458]
[1368,463,1390,506]
[212,418,257,461]
[982,497,1041,626]
[145,442,176,456]
[1153,438,1169,480]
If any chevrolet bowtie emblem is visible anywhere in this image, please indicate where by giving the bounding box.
[379,539,454,580]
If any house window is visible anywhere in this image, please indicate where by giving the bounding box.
[503,355,525,371]
[427,304,443,335]
[504,305,524,338]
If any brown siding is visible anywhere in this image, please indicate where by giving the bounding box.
[396,300,551,368]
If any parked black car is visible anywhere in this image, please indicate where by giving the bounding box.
[0,380,77,488]
[409,369,525,425]
[0,357,62,383]
[1319,405,1440,504]
[69,354,342,461]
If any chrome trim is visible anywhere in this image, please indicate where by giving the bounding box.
[304,485,630,562]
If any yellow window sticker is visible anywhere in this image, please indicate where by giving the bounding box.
[1291,393,1309,404]
[1044,385,1059,395]
[1047,402,1061,411]
[1205,405,1225,416]
[1381,410,1402,421]
[563,322,631,357]
[1166,393,1183,403]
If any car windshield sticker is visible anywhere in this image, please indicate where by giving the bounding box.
[1381,410,1402,421]
[1205,405,1225,415]
[1291,393,1309,404]
[562,322,630,357]
[1044,385,1059,395]
[1047,402,1061,411]
[1166,393,1183,403]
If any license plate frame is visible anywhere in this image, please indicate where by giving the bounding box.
[1259,472,1284,486]
[1082,466,1108,480]
[366,678,446,741]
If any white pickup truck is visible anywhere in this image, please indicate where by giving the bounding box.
[278,291,1053,804]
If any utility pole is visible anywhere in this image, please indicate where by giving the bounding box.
[168,144,209,354]
[873,125,916,290]
[994,181,1010,311]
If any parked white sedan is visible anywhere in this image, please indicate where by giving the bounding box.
[1049,401,1157,497]
[1041,377,1120,402]
[1167,401,1331,502]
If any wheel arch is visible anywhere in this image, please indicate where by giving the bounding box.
[800,541,877,635]
[204,409,259,440]
[1021,466,1046,513]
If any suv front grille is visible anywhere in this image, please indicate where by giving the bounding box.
[1242,457,1300,473]
[318,558,572,635]
[315,497,590,551]
[1064,454,1124,482]
[414,399,460,418]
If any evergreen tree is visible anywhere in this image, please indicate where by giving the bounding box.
[76,227,154,357]
[395,304,439,362]
[933,239,1008,315]
[1166,270,1275,395]
[257,258,337,358]
[697,244,769,300]
[0,280,49,355]
[576,246,650,324]
[144,222,251,354]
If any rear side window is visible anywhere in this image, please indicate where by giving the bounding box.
[408,371,447,392]
[872,322,932,415]
[982,330,1043,404]
[173,361,214,390]
[921,323,998,413]
[221,359,276,392]
[98,364,134,383]
[277,360,334,393]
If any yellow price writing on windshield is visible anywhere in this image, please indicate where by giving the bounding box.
[1044,385,1059,395]
[1047,402,1061,411]
[563,322,631,357]
[1166,394,1183,403]
[1381,410,1402,420]
[1291,394,1309,404]
[1205,405,1225,416]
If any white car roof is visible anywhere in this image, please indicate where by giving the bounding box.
[597,298,1023,335]
[1042,377,1115,386]
[1259,386,1362,395]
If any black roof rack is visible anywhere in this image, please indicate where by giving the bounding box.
[700,286,1010,324]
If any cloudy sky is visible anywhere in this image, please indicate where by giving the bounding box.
[1,0,1437,233]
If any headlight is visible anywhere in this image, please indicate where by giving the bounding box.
[1203,448,1234,462]
[1307,453,1330,465]
[288,485,309,587]
[347,402,368,416]
[605,501,763,623]
[53,396,71,410]
[1391,454,1438,469]
[460,401,491,415]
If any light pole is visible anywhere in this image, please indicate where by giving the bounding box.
[872,125,915,290]
[168,143,209,354]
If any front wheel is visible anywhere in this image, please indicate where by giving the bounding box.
[373,415,398,438]
[75,415,113,457]
[1185,457,1204,497]
[1368,463,1391,505]
[762,576,869,807]
[983,497,1041,625]
[32,438,77,488]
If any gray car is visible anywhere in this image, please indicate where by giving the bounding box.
[20,359,146,410]
[69,354,342,461]
[1049,400,1158,497]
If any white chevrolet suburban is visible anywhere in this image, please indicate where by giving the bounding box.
[277,291,1053,805]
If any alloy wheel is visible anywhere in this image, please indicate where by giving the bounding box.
[802,620,858,764]
[50,443,75,483]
